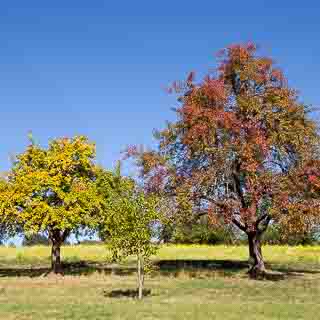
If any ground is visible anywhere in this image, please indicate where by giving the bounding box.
[0,245,319,319]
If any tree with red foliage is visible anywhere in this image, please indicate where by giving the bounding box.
[128,43,318,278]
[274,159,320,242]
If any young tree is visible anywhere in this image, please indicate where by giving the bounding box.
[102,175,159,299]
[0,136,101,273]
[128,43,318,277]
[94,163,124,242]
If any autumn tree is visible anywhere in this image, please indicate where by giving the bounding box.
[274,158,320,242]
[129,43,318,277]
[0,136,101,273]
[0,177,22,244]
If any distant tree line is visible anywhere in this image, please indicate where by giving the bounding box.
[158,217,320,246]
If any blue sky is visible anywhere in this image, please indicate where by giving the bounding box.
[0,0,319,174]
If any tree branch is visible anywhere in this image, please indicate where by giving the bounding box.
[256,213,269,226]
[232,217,247,232]
[257,215,272,235]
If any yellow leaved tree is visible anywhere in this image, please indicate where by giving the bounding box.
[0,135,101,273]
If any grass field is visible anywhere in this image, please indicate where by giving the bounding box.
[0,244,319,319]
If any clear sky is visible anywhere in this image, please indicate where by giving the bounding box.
[0,0,319,173]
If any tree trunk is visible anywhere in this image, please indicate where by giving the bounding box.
[248,235,262,264]
[137,254,144,300]
[51,241,62,274]
[247,232,266,278]
[49,229,69,274]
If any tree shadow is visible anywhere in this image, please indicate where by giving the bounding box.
[103,288,152,298]
[155,260,320,281]
[154,259,248,278]
[156,259,248,271]
[0,267,52,278]
[0,261,137,278]
[62,259,249,278]
[0,259,318,281]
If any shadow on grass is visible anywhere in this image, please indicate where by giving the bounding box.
[0,259,318,281]
[154,259,248,278]
[103,288,152,298]
[156,259,247,270]
[0,267,51,278]
[0,261,136,278]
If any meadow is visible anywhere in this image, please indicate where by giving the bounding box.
[0,244,319,319]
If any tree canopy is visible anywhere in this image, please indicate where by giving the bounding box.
[0,135,101,273]
[128,43,319,277]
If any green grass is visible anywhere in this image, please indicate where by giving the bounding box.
[0,244,319,319]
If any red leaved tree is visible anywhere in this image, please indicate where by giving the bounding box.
[128,43,318,278]
[274,159,320,242]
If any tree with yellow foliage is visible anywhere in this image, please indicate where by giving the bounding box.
[0,135,101,273]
